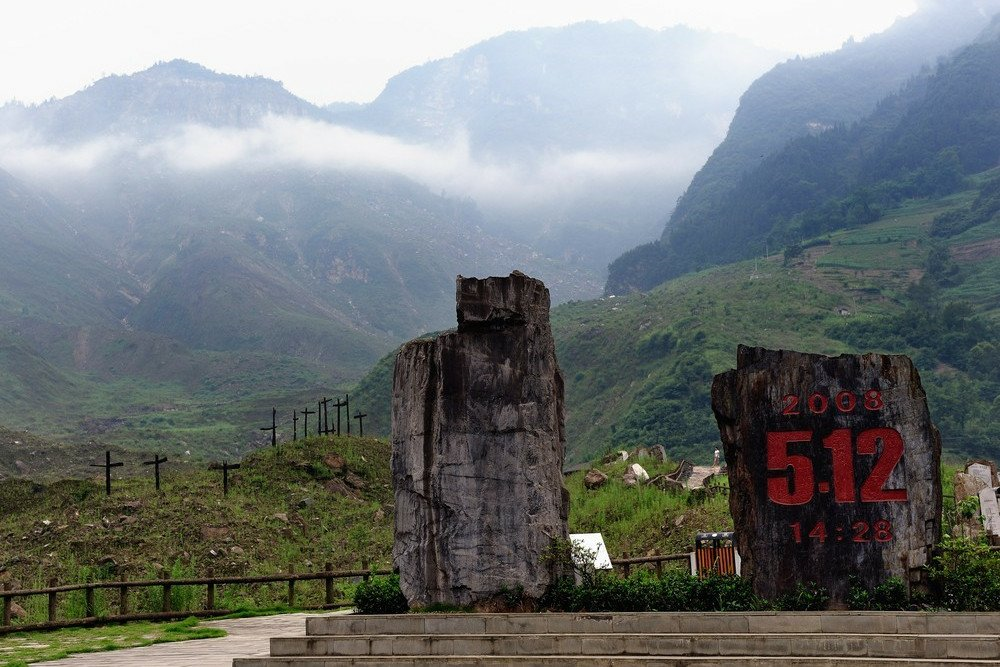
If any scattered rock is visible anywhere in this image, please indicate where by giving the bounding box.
[324,479,358,498]
[622,471,639,487]
[583,469,608,490]
[230,546,245,556]
[272,513,288,524]
[629,463,650,482]
[324,453,346,470]
[297,497,313,509]
[649,475,683,492]
[602,450,629,464]
[373,508,386,522]
[10,602,27,619]
[630,446,650,460]
[201,526,229,540]
[649,445,667,462]
[344,472,366,490]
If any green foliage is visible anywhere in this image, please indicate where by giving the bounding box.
[847,576,909,611]
[540,571,765,613]
[353,574,409,615]
[607,21,1000,294]
[927,537,1000,611]
[771,581,830,611]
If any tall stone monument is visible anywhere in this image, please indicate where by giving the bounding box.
[391,271,569,608]
[712,346,941,605]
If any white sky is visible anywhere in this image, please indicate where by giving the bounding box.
[1,0,918,107]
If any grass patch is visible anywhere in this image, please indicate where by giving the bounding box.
[0,617,225,665]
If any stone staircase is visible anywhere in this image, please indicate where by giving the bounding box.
[232,611,1000,666]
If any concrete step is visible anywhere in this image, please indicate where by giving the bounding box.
[268,632,1000,660]
[305,612,1000,637]
[233,657,1000,666]
[231,612,1000,666]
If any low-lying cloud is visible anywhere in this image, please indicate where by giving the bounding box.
[0,115,711,212]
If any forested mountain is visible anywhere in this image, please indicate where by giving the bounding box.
[607,0,1000,293]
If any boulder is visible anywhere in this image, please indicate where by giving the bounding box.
[392,272,569,608]
[712,345,941,605]
[649,445,667,462]
[954,472,988,503]
[583,469,608,490]
[628,463,650,482]
[622,471,639,487]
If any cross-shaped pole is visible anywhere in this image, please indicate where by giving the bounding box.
[292,410,298,441]
[345,394,351,435]
[210,460,241,496]
[320,396,331,435]
[354,411,367,438]
[260,407,277,447]
[142,454,168,491]
[317,400,325,435]
[90,450,124,496]
[301,406,316,438]
[333,398,344,436]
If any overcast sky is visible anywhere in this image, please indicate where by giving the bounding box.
[2,0,918,106]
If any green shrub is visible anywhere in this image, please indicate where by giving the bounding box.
[353,574,408,614]
[540,571,763,613]
[847,576,909,611]
[771,580,830,611]
[927,537,1000,611]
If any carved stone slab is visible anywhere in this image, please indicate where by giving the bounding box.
[712,345,941,604]
[392,272,569,608]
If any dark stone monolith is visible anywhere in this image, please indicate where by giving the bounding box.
[391,271,569,608]
[712,345,941,606]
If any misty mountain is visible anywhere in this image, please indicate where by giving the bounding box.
[0,59,326,143]
[607,0,1000,293]
[328,21,784,273]
[332,21,780,159]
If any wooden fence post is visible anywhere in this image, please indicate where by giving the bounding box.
[161,569,172,613]
[655,550,663,579]
[287,565,295,607]
[2,582,11,626]
[119,584,129,616]
[362,559,370,582]
[85,585,95,618]
[48,577,58,622]
[622,552,631,578]
[206,568,215,610]
[324,563,334,606]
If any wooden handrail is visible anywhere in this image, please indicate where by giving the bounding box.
[0,562,393,633]
[0,567,393,598]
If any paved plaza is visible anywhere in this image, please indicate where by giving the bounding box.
[30,611,346,667]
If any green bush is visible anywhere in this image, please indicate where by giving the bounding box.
[540,571,764,613]
[353,574,409,614]
[927,537,1000,611]
[771,580,830,611]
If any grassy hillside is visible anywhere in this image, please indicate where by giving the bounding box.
[353,173,1000,466]
[0,436,394,600]
[0,436,729,626]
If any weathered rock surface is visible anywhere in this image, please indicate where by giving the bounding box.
[584,469,608,490]
[712,345,941,606]
[391,272,569,608]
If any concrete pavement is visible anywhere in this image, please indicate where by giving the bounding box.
[30,610,347,667]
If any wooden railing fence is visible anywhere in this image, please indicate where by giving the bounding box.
[610,551,690,578]
[0,561,391,634]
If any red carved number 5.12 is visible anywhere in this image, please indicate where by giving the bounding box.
[766,428,908,505]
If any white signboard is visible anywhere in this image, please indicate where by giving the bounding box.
[569,532,613,570]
